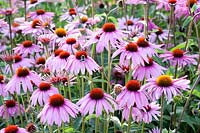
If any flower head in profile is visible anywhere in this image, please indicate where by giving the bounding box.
[30,81,59,106]
[6,67,41,94]
[141,102,160,123]
[116,80,148,108]
[38,94,79,126]
[28,9,54,21]
[118,16,139,31]
[0,100,25,119]
[66,51,100,75]
[143,75,190,101]
[0,125,28,133]
[160,48,198,67]
[77,88,117,116]
[148,127,160,133]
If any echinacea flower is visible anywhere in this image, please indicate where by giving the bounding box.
[28,9,54,21]
[58,37,78,54]
[0,100,25,119]
[13,40,41,57]
[160,48,198,67]
[148,127,160,133]
[132,58,166,81]
[141,102,160,123]
[6,67,41,94]
[149,28,170,43]
[66,51,100,75]
[0,8,17,16]
[77,88,117,116]
[30,81,59,106]
[38,94,79,126]
[0,125,28,133]
[118,16,139,31]
[143,75,190,101]
[126,0,156,5]
[116,80,148,108]
[112,42,148,66]
[60,7,84,21]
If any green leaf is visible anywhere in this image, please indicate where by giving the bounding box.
[191,4,198,13]
[85,114,96,121]
[170,39,197,51]
[182,16,193,28]
[108,16,118,25]
[110,116,121,128]
[73,116,82,130]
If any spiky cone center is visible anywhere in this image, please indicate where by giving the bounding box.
[5,100,16,108]
[36,9,45,15]
[125,42,138,52]
[66,38,76,45]
[54,49,63,56]
[5,125,18,133]
[69,8,76,16]
[75,51,88,60]
[22,40,33,47]
[0,75,4,83]
[168,0,177,4]
[36,57,46,64]
[137,37,149,47]
[102,23,116,32]
[126,20,134,26]
[49,94,65,107]
[39,82,51,91]
[156,75,173,87]
[126,80,141,91]
[16,67,30,77]
[172,48,184,58]
[81,16,88,23]
[26,123,36,133]
[90,88,104,100]
[12,22,20,27]
[13,55,22,63]
[31,19,41,28]
[187,0,197,7]
[30,0,38,4]
[55,28,66,37]
[59,51,70,59]
[144,58,154,67]
[155,28,163,35]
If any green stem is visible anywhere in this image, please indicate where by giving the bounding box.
[143,2,149,39]
[16,95,24,127]
[141,122,145,133]
[24,0,27,21]
[107,44,111,94]
[81,117,85,133]
[7,15,13,54]
[160,94,164,133]
[57,126,61,133]
[95,117,99,133]
[101,53,105,91]
[48,125,53,133]
[127,106,133,133]
[81,75,84,97]
[167,4,174,49]
[66,74,71,100]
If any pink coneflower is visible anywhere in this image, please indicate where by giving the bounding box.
[142,102,160,123]
[148,127,160,133]
[0,100,25,119]
[49,51,70,73]
[0,125,28,133]
[66,51,100,75]
[0,75,7,96]
[38,94,79,126]
[135,18,158,31]
[159,48,198,67]
[96,22,125,53]
[121,104,142,122]
[118,16,139,31]
[28,9,54,21]
[0,19,8,34]
[0,8,17,16]
[30,81,59,106]
[35,57,46,66]
[58,37,78,54]
[116,80,148,108]
[77,88,117,116]
[149,28,170,43]
[27,0,42,10]
[38,33,56,50]
[126,0,156,4]
[142,75,190,101]
[112,42,148,66]
[13,40,41,57]
[136,37,161,57]
[132,58,166,81]
[6,67,41,94]
[155,0,171,11]
[60,7,84,21]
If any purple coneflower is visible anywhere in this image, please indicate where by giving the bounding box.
[13,40,41,57]
[118,16,139,31]
[58,37,78,54]
[30,81,59,106]
[149,28,170,43]
[160,48,198,67]
[112,42,148,66]
[28,9,54,21]
[0,100,25,119]
[148,127,160,133]
[66,51,99,75]
[141,102,160,123]
[142,75,190,101]
[77,88,117,116]
[6,67,41,94]
[116,80,148,108]
[132,58,166,81]
[38,94,79,126]
[0,125,28,133]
